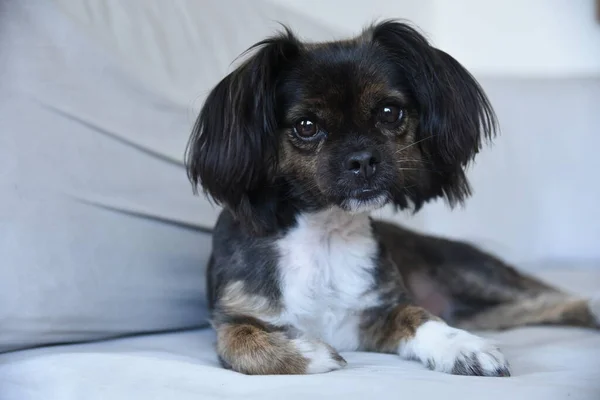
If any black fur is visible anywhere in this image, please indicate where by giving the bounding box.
[370,21,496,209]
[185,28,301,235]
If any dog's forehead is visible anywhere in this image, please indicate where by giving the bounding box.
[300,45,393,98]
[283,43,404,123]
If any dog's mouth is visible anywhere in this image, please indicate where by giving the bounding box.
[341,189,390,213]
[351,188,383,200]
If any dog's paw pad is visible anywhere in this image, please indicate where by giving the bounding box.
[292,338,347,374]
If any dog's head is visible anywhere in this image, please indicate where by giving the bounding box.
[186,21,496,234]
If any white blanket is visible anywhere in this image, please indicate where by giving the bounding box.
[2,326,599,400]
[2,269,599,400]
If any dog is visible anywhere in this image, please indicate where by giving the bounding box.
[185,20,599,376]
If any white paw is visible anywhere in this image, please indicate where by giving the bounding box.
[400,321,510,377]
[589,295,600,327]
[292,338,347,374]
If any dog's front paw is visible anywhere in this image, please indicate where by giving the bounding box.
[400,321,510,377]
[292,338,347,374]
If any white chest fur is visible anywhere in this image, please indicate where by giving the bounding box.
[275,208,380,351]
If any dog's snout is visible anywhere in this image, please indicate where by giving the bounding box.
[344,149,381,179]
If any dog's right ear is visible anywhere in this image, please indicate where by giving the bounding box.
[185,28,300,235]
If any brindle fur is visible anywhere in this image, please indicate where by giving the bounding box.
[373,220,598,330]
[187,21,598,376]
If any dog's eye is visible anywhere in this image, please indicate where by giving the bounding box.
[294,119,319,138]
[377,106,403,125]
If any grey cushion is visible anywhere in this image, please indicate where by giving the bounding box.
[3,0,599,355]
[1,269,599,400]
[0,0,334,353]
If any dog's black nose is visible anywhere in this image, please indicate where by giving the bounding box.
[345,149,381,179]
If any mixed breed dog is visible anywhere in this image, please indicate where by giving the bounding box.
[185,20,600,376]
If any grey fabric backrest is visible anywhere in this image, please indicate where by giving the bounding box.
[0,0,334,352]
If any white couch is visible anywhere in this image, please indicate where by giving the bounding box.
[1,1,599,399]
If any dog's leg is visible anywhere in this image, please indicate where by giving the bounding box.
[456,294,600,331]
[374,220,599,331]
[426,256,599,330]
[417,249,600,330]
[215,316,346,375]
[360,304,511,376]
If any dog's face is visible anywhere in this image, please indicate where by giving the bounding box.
[277,42,424,214]
[186,21,496,234]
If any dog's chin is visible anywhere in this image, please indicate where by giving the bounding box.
[339,190,390,214]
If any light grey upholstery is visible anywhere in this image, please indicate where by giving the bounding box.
[1,1,599,399]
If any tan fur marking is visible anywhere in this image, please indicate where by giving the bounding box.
[279,138,321,182]
[216,320,309,375]
[218,281,281,319]
[360,305,437,353]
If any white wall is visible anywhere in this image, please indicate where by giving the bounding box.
[270,0,600,77]
[431,0,600,76]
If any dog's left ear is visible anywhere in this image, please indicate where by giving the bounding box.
[370,20,497,208]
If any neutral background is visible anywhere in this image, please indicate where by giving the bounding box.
[15,0,600,269]
[272,0,600,76]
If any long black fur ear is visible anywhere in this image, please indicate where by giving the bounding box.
[370,20,497,209]
[185,28,300,234]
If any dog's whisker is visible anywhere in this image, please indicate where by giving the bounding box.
[395,133,439,153]
[397,159,435,165]
[398,167,443,175]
